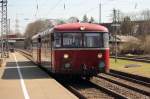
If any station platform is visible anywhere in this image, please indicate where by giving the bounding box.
[0,52,78,99]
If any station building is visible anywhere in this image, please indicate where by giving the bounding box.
[6,34,25,49]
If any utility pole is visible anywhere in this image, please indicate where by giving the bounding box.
[8,18,10,34]
[7,18,10,52]
[15,17,20,34]
[117,10,120,23]
[0,0,9,58]
[113,8,117,63]
[99,2,101,24]
[117,10,120,35]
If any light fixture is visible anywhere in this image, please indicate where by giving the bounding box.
[97,53,102,58]
[80,26,85,31]
[64,54,69,59]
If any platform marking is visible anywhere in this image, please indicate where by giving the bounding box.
[13,54,30,99]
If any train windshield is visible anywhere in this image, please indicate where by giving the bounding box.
[63,33,82,47]
[54,32,105,48]
[84,33,103,48]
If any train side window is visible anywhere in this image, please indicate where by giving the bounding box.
[51,34,54,41]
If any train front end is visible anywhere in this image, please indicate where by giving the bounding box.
[52,23,109,77]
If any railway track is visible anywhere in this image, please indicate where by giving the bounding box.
[92,76,150,99]
[111,56,150,63]
[110,69,150,84]
[18,50,128,99]
[17,50,124,99]
[59,78,127,99]
[97,73,150,96]
[18,50,150,99]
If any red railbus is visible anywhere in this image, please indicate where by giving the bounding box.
[31,23,109,78]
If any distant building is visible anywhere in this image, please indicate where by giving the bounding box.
[5,34,25,49]
[109,35,140,55]
[101,20,150,36]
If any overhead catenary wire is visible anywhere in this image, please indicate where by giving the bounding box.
[45,0,89,16]
[43,0,112,20]
[81,0,117,22]
[83,0,114,14]
[41,0,49,7]
[67,0,89,9]
[45,0,64,17]
[34,0,40,19]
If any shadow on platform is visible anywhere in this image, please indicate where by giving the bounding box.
[6,61,35,67]
[1,61,51,80]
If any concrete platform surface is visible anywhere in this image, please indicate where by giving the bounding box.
[0,52,78,99]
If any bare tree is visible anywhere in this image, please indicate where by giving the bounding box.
[144,35,150,54]
[24,19,53,48]
[120,16,134,35]
[67,17,79,23]
[115,9,150,54]
[126,9,150,36]
[89,16,95,23]
[139,9,150,35]
[25,19,53,38]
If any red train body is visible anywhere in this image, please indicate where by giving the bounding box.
[31,23,109,78]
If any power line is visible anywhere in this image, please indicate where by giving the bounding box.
[45,0,64,16]
[84,6,98,14]
[82,0,115,20]
[69,0,89,7]
[41,0,49,7]
[34,0,40,19]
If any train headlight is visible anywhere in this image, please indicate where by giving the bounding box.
[97,53,102,58]
[64,54,69,59]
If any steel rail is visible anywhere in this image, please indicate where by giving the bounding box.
[97,74,150,96]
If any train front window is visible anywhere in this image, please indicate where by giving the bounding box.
[54,33,61,47]
[63,33,82,48]
[54,32,105,48]
[103,33,109,48]
[84,33,103,48]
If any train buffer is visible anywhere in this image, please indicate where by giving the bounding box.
[0,52,78,99]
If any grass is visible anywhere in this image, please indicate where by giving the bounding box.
[110,58,150,78]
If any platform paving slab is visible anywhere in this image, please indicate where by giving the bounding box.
[0,52,78,99]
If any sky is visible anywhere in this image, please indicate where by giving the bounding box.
[8,0,150,33]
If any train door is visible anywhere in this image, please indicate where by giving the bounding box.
[50,33,54,71]
[39,34,53,71]
[44,34,52,71]
[37,35,41,64]
[32,39,37,62]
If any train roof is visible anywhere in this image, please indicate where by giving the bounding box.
[54,23,109,32]
[32,23,109,40]
[32,28,53,40]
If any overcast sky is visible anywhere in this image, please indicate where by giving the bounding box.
[8,0,150,33]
